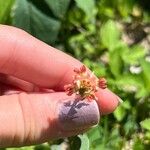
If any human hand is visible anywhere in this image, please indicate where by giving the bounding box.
[0,25,121,147]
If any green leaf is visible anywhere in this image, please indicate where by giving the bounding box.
[87,126,105,149]
[6,146,34,150]
[124,117,138,136]
[75,0,95,19]
[122,45,146,65]
[12,0,61,44]
[140,118,150,131]
[12,0,31,33]
[133,138,145,150]
[109,47,123,78]
[145,131,150,139]
[114,105,126,121]
[141,60,150,91]
[0,0,14,23]
[45,0,70,19]
[108,127,123,149]
[35,143,50,150]
[118,0,135,17]
[116,75,143,93]
[78,134,90,150]
[100,20,120,50]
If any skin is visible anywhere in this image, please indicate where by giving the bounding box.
[0,25,120,147]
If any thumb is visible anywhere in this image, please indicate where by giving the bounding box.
[0,92,99,147]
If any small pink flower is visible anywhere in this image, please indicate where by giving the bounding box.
[64,65,107,101]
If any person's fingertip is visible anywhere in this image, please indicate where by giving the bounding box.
[96,89,121,115]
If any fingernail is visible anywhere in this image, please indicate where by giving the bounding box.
[58,98,100,131]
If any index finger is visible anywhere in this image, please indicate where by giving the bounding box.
[0,25,120,114]
[0,25,82,89]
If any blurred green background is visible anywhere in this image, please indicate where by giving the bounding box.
[0,0,150,149]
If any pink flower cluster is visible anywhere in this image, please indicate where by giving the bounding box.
[64,65,107,101]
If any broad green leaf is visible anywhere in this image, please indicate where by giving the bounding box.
[30,5,60,44]
[109,47,123,78]
[100,20,120,50]
[78,134,90,150]
[140,118,150,131]
[45,0,70,19]
[12,0,31,32]
[0,0,14,23]
[75,0,95,19]
[12,0,61,44]
[114,105,126,121]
